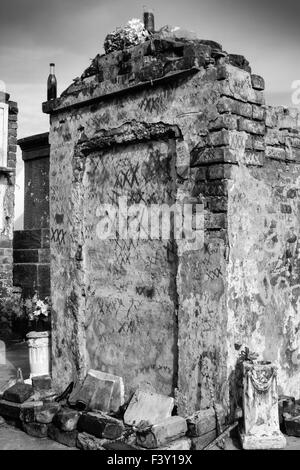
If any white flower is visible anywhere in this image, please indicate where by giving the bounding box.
[104,17,149,54]
[24,299,32,310]
[26,293,50,321]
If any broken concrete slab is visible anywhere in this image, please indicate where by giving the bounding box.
[0,341,5,365]
[35,402,61,424]
[69,370,124,413]
[88,369,124,413]
[124,390,174,426]
[3,383,34,404]
[53,407,81,432]
[48,423,78,448]
[71,374,113,412]
[137,416,187,448]
[77,411,124,439]
[186,405,226,437]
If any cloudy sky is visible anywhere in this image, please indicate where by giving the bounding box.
[1,0,299,138]
[0,0,299,225]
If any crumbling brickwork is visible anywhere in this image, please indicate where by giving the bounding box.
[43,30,300,415]
[19,132,50,231]
[13,133,50,300]
[13,228,50,299]
[0,91,18,338]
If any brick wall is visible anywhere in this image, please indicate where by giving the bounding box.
[13,133,50,303]
[13,228,50,299]
[18,132,50,230]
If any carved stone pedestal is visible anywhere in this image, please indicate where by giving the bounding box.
[240,361,286,450]
[0,340,5,365]
[27,331,51,378]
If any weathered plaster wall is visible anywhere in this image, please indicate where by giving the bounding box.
[226,106,300,403]
[45,38,229,402]
[82,140,178,395]
[0,92,18,338]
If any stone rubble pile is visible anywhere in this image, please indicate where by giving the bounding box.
[0,369,227,450]
[279,395,300,438]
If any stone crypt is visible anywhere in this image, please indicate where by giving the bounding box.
[42,19,300,422]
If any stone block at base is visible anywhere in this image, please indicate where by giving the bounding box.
[87,370,125,413]
[22,421,48,438]
[240,432,286,449]
[186,405,226,437]
[32,375,52,392]
[77,411,124,439]
[3,383,34,403]
[76,432,108,450]
[285,415,300,437]
[124,390,174,426]
[137,416,187,448]
[20,400,44,423]
[53,407,80,431]
[35,402,61,424]
[0,400,22,420]
[48,423,78,448]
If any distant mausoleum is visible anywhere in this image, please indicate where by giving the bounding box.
[0,88,18,338]
[14,133,50,300]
